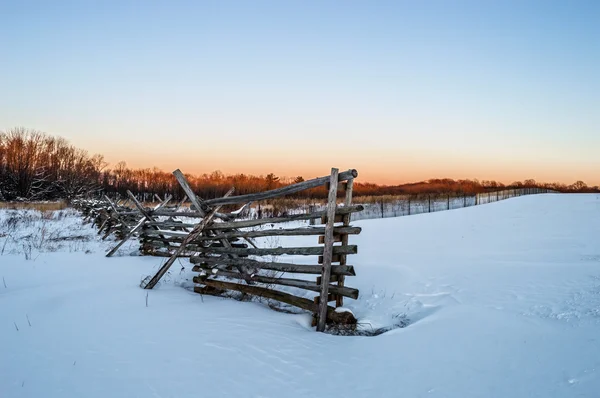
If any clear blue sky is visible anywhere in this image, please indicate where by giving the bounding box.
[1,0,598,185]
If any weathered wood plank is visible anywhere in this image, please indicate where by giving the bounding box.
[317,168,339,332]
[191,245,357,257]
[192,272,358,299]
[319,254,341,264]
[97,217,110,235]
[141,237,245,248]
[205,206,363,229]
[318,234,343,244]
[314,294,336,304]
[172,169,234,221]
[337,177,354,307]
[173,169,209,216]
[143,229,190,237]
[143,241,356,257]
[141,204,364,225]
[142,249,194,258]
[317,275,340,283]
[190,256,356,276]
[103,195,122,217]
[195,279,356,324]
[320,214,344,224]
[202,169,358,207]
[143,226,361,239]
[325,181,349,191]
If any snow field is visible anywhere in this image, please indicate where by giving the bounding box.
[1,193,599,397]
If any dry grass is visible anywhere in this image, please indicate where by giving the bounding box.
[0,201,68,211]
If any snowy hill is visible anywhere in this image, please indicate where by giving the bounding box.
[1,194,599,397]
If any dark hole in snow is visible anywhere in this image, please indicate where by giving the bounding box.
[325,314,410,336]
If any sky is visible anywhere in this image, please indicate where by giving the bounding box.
[1,0,598,185]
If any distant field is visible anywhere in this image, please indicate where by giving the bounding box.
[0,201,67,211]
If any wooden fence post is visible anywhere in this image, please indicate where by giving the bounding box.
[336,177,353,308]
[173,169,207,217]
[317,168,339,332]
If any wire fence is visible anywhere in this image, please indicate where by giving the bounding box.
[351,188,555,221]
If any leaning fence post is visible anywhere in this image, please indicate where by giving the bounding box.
[317,168,339,332]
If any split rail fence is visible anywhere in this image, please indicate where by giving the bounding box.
[76,168,363,332]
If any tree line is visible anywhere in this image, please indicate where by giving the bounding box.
[1,127,598,202]
[0,128,106,201]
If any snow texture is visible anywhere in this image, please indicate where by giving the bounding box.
[1,193,600,397]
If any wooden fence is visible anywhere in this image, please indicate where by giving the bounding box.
[75,168,363,332]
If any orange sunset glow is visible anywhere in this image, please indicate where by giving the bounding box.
[2,0,599,191]
[97,142,598,187]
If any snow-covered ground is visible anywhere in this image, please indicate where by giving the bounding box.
[1,194,599,397]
